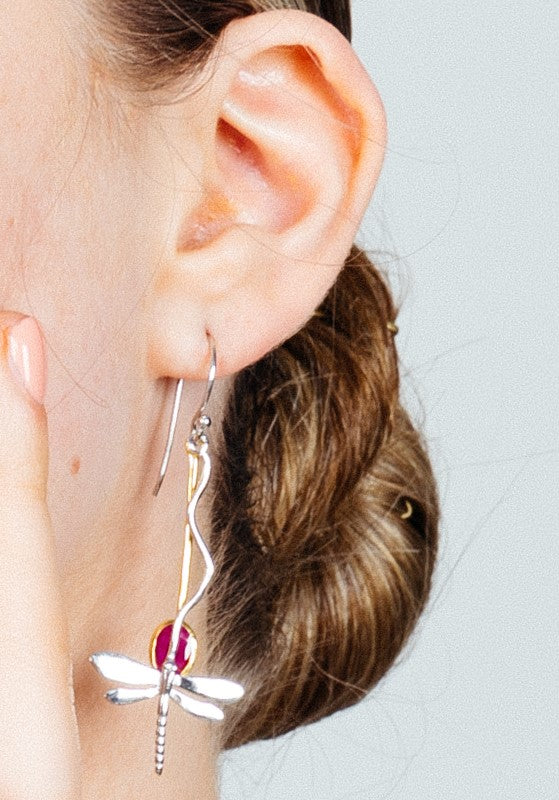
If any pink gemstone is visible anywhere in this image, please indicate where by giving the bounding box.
[154,624,192,673]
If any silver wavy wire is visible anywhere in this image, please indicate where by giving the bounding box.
[166,440,214,663]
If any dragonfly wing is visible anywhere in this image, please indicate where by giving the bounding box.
[106,686,159,705]
[90,652,161,686]
[176,675,244,703]
[170,688,224,721]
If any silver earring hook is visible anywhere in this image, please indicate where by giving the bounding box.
[192,333,217,423]
[153,333,217,496]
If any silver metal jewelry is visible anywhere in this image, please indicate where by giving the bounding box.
[89,334,244,775]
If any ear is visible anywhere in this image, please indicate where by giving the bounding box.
[145,9,387,380]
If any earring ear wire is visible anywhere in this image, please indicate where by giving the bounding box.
[153,333,217,496]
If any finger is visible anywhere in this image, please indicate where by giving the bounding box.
[0,313,81,800]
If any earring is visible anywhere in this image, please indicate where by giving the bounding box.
[89,333,244,776]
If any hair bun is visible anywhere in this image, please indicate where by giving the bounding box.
[209,246,439,748]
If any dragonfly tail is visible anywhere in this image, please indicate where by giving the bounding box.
[155,690,170,775]
[155,714,167,775]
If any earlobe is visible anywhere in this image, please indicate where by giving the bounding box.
[146,9,387,380]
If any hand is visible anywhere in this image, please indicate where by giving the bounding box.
[0,312,81,800]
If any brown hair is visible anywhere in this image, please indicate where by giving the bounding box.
[86,0,439,749]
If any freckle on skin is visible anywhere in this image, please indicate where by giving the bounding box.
[70,457,81,476]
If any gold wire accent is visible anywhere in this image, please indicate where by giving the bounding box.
[387,321,399,335]
[177,449,200,611]
[400,499,413,520]
[148,450,202,675]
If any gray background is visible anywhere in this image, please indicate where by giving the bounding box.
[220,1,558,797]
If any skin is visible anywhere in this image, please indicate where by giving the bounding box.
[0,1,386,797]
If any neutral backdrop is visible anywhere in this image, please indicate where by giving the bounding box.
[220,1,558,798]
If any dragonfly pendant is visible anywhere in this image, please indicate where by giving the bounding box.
[89,365,245,775]
[89,647,244,774]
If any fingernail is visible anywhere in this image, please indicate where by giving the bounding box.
[6,316,47,404]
